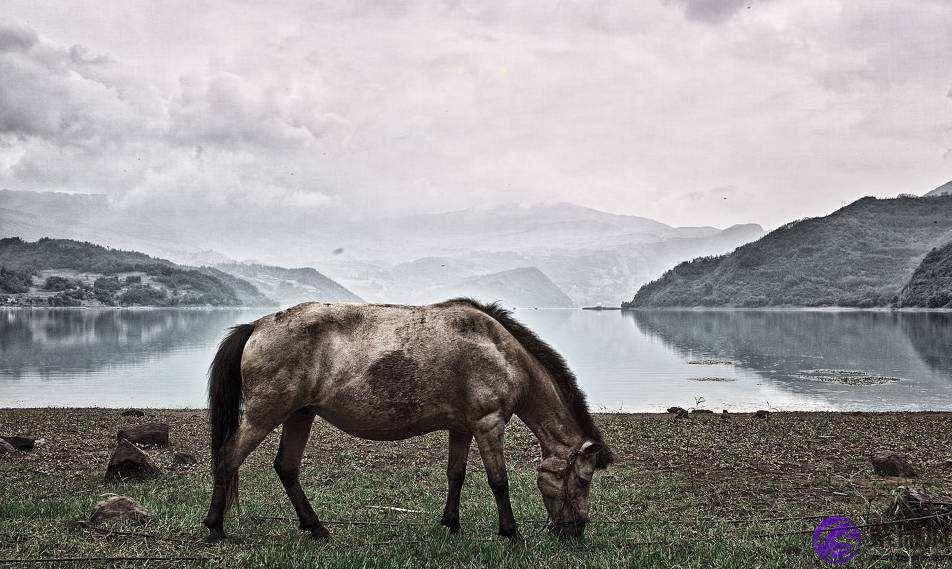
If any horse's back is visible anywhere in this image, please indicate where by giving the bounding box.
[238,301,528,439]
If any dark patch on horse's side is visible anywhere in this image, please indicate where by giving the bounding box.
[305,310,364,336]
[444,297,615,469]
[366,350,420,414]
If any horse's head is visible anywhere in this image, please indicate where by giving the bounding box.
[536,440,603,539]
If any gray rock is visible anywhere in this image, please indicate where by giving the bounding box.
[117,423,170,447]
[754,410,770,419]
[1,436,35,451]
[0,439,16,454]
[89,495,153,524]
[120,409,145,417]
[105,438,160,481]
[871,452,917,477]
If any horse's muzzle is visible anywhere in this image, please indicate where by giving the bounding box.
[549,519,588,540]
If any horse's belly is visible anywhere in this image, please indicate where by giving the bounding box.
[316,406,454,441]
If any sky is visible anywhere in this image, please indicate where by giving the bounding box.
[1,0,950,229]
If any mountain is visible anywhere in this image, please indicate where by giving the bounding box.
[426,267,574,308]
[898,242,952,308]
[926,180,952,197]
[216,262,363,305]
[0,237,272,307]
[625,195,952,308]
[0,190,765,305]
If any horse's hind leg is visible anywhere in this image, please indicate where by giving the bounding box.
[204,418,276,540]
[440,429,472,533]
[274,410,329,539]
[473,415,520,540]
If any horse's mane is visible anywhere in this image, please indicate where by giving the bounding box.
[447,298,614,469]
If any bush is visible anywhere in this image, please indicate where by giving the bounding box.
[118,284,168,306]
[43,276,76,291]
[0,266,32,293]
[125,275,142,285]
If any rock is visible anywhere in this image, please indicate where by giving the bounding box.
[721,410,730,420]
[1,436,36,451]
[675,409,690,419]
[885,487,952,527]
[172,452,198,467]
[117,423,170,447]
[0,439,16,454]
[105,438,160,481]
[691,409,714,415]
[120,409,145,417]
[667,406,687,415]
[871,452,917,477]
[754,410,770,419]
[89,495,153,525]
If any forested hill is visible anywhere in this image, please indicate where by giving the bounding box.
[898,242,952,308]
[0,237,272,307]
[624,195,952,308]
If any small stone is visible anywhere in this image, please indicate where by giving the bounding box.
[89,495,153,525]
[667,406,687,415]
[871,452,917,477]
[120,409,145,417]
[691,409,714,415]
[172,452,198,467]
[754,410,770,419]
[105,438,160,481]
[1,436,35,451]
[117,423,170,447]
[0,439,16,454]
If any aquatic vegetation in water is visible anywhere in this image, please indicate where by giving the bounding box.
[798,369,901,386]
[688,359,736,366]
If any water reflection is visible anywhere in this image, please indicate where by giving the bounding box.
[626,310,952,410]
[1,308,951,410]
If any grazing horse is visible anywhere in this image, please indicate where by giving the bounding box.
[203,298,613,541]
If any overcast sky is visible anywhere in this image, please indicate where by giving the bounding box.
[1,0,950,228]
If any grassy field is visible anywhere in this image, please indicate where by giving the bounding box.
[2,409,951,567]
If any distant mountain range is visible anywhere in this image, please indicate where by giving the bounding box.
[625,194,952,308]
[216,262,363,305]
[0,237,360,308]
[426,266,575,308]
[0,190,764,306]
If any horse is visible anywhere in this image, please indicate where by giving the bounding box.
[202,297,614,542]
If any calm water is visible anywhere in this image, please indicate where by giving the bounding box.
[1,308,951,411]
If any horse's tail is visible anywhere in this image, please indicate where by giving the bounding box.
[208,322,254,511]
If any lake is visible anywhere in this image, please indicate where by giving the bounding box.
[1,308,951,411]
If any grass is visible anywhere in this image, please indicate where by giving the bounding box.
[2,409,952,567]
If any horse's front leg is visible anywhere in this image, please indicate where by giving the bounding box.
[473,415,521,541]
[440,429,472,533]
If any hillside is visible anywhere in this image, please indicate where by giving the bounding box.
[926,180,952,197]
[898,242,952,308]
[426,266,575,307]
[216,263,363,305]
[624,196,952,308]
[0,237,272,307]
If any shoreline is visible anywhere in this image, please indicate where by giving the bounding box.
[620,305,952,313]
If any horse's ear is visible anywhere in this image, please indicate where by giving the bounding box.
[580,441,603,456]
[538,456,568,474]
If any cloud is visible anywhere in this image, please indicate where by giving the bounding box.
[0,2,950,229]
[666,0,757,24]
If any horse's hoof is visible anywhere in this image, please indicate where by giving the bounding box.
[500,528,524,546]
[205,529,227,543]
[440,517,461,534]
[308,525,330,540]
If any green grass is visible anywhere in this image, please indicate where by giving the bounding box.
[2,409,952,567]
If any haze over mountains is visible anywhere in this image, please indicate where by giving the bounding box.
[0,190,764,306]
